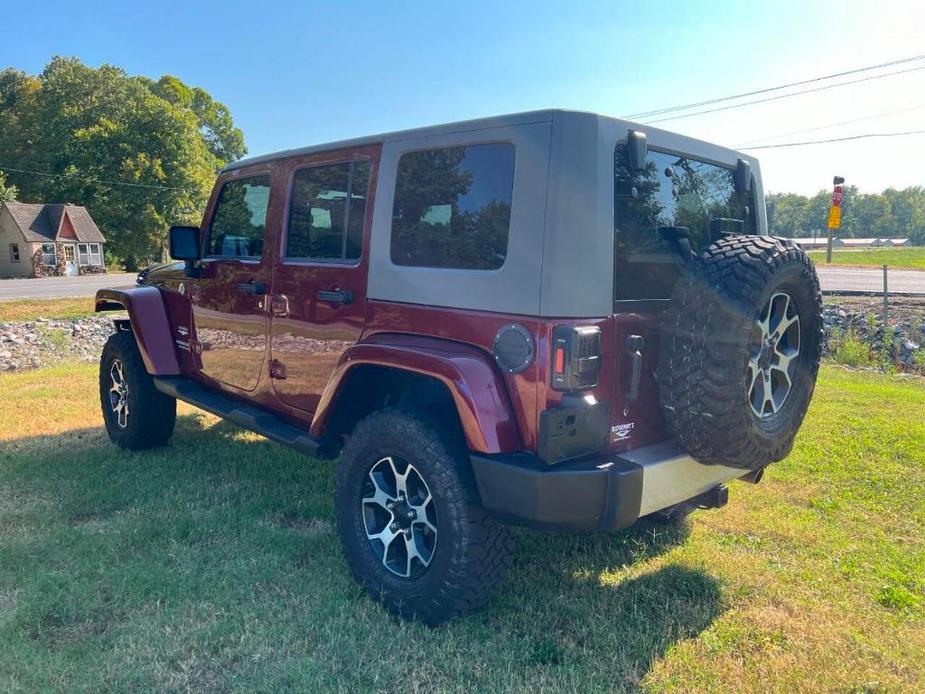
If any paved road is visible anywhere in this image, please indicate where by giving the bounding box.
[815,266,924,294]
[0,273,137,301]
[0,267,921,301]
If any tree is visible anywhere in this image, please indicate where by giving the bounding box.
[0,58,245,269]
[766,193,810,237]
[0,171,16,202]
[764,186,925,244]
[883,187,925,245]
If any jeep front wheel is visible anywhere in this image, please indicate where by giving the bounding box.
[99,329,176,450]
[335,409,513,625]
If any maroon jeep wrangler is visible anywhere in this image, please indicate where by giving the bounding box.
[96,110,822,624]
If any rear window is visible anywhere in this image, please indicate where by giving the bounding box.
[390,143,515,270]
[614,145,756,301]
[285,160,370,262]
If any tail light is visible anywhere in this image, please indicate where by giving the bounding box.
[551,325,602,391]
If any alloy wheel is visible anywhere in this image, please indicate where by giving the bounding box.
[361,456,437,579]
[108,359,130,428]
[747,291,801,418]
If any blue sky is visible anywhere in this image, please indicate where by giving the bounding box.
[4,0,925,194]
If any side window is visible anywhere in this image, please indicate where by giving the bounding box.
[390,143,515,270]
[9,243,19,262]
[206,174,271,258]
[285,160,370,262]
[614,145,754,301]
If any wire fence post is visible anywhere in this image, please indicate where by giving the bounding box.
[882,264,889,326]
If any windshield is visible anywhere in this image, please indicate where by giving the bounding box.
[614,144,756,301]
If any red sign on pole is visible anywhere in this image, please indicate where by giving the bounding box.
[832,184,844,207]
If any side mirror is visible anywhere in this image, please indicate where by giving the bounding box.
[169,225,201,261]
[735,158,752,195]
[627,130,648,172]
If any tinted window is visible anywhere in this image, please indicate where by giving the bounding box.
[614,145,756,300]
[207,175,271,258]
[391,143,514,270]
[286,160,370,261]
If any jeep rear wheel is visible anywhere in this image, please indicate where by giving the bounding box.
[335,409,513,625]
[657,236,823,470]
[99,330,176,450]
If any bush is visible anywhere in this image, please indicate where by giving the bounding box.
[914,350,925,371]
[832,330,873,368]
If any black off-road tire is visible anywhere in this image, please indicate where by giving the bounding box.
[335,408,513,625]
[99,329,176,450]
[657,236,823,470]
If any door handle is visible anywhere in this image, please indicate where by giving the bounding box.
[270,294,289,317]
[317,289,353,305]
[237,280,266,294]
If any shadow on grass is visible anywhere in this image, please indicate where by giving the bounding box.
[1,415,722,689]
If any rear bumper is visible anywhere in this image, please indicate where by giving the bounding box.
[470,441,744,533]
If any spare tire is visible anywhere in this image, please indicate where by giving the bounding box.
[657,236,823,470]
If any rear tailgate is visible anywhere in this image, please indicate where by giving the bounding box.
[609,311,667,452]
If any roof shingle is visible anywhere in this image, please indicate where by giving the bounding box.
[1,202,106,243]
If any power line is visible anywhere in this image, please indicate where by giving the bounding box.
[642,64,925,124]
[624,53,925,119]
[733,103,925,147]
[0,165,197,192]
[741,129,925,150]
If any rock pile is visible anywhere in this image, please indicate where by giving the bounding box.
[822,298,923,370]
[0,317,115,371]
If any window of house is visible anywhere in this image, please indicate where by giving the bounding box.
[77,243,88,265]
[8,243,19,263]
[89,243,102,266]
[614,144,757,301]
[41,243,56,266]
[285,160,370,262]
[206,174,272,258]
[390,143,515,270]
[64,245,76,263]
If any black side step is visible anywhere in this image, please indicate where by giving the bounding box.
[153,376,328,458]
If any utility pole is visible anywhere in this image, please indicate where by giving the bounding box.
[826,176,845,263]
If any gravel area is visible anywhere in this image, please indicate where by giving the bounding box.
[0,317,115,371]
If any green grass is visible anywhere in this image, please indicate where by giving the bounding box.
[1,364,924,691]
[0,298,97,322]
[807,246,925,269]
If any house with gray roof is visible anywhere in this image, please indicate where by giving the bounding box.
[0,202,106,278]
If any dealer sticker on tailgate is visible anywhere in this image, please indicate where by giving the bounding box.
[611,422,634,442]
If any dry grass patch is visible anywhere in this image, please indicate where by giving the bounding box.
[0,297,98,322]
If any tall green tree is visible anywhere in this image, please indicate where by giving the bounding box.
[766,193,810,236]
[0,57,245,269]
[0,171,17,202]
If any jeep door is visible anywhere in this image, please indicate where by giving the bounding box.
[268,146,378,413]
[190,169,275,392]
